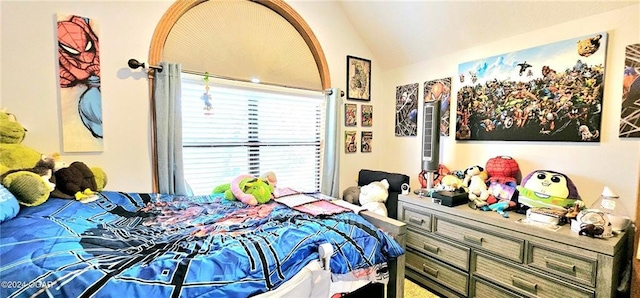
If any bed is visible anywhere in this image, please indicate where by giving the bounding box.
[0,190,406,297]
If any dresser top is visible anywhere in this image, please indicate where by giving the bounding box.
[399,194,628,256]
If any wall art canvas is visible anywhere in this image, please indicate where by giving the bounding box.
[345,103,357,126]
[620,43,640,138]
[456,32,607,142]
[345,130,357,153]
[57,14,103,152]
[361,104,373,126]
[395,83,419,137]
[361,131,372,153]
[424,78,452,136]
[346,55,371,101]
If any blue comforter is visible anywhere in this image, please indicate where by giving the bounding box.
[0,191,403,297]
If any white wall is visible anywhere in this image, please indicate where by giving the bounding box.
[0,1,376,194]
[380,5,640,218]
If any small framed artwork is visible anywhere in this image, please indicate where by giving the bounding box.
[361,131,372,153]
[345,130,357,153]
[346,55,371,101]
[345,103,357,126]
[361,104,373,126]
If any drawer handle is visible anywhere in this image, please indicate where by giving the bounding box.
[463,234,483,245]
[544,257,576,274]
[422,264,439,278]
[409,217,424,225]
[511,275,537,293]
[422,242,440,254]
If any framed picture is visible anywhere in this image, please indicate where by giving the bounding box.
[424,78,451,136]
[346,55,371,101]
[361,104,373,126]
[345,130,357,153]
[395,83,419,136]
[361,131,372,153]
[345,103,357,126]
[456,32,607,142]
[619,42,640,138]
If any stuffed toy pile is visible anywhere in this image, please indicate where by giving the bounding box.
[0,109,107,212]
[213,173,275,205]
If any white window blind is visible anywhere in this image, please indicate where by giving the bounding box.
[181,73,323,195]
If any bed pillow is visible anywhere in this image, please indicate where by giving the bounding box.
[0,184,20,223]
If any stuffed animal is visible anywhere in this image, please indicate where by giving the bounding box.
[436,174,464,191]
[0,110,54,206]
[359,179,390,217]
[516,170,581,211]
[213,174,274,205]
[52,161,100,202]
[463,165,490,208]
[485,156,519,186]
[342,186,361,205]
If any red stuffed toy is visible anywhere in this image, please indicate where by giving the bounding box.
[485,156,519,185]
[418,164,450,188]
[484,156,519,205]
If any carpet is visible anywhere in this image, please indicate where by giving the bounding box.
[404,278,440,298]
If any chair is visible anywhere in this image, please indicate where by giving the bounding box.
[358,169,410,220]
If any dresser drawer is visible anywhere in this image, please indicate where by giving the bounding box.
[471,277,524,298]
[407,228,470,270]
[528,243,597,287]
[406,249,469,296]
[400,205,432,231]
[474,252,594,298]
[434,217,525,262]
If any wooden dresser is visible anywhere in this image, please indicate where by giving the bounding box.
[398,194,630,298]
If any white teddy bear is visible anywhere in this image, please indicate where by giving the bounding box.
[359,179,390,217]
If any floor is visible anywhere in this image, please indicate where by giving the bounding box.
[404,278,440,298]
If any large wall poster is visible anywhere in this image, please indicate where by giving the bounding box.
[620,43,640,138]
[57,14,103,152]
[423,78,452,136]
[456,32,607,142]
[395,83,419,137]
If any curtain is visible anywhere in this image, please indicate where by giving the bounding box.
[321,87,341,197]
[154,62,188,195]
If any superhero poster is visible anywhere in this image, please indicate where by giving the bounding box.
[619,43,640,138]
[395,83,419,137]
[57,14,103,152]
[456,32,607,142]
[423,78,451,136]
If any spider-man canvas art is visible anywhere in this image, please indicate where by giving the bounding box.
[57,14,103,152]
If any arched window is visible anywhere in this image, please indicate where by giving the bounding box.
[148,0,333,194]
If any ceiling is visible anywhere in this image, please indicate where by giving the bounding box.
[337,0,639,71]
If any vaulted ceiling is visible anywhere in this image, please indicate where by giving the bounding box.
[337,0,639,71]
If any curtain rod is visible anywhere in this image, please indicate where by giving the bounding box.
[127,58,336,95]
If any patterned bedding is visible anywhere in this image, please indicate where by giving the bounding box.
[0,191,403,297]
